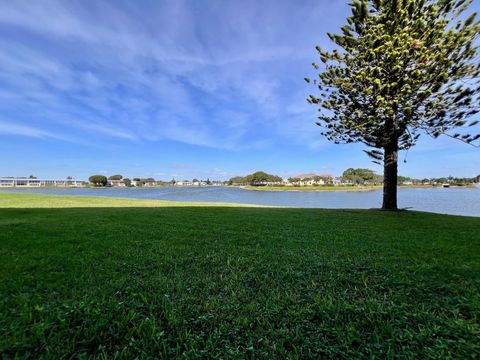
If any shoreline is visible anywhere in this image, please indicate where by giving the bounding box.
[0,184,477,193]
[235,184,477,192]
[0,189,478,217]
[0,191,476,216]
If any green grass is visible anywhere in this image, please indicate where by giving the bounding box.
[0,193,479,359]
[0,192,261,208]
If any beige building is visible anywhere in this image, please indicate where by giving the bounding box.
[107,179,126,187]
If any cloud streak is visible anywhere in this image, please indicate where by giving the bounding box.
[0,120,70,141]
[0,0,351,151]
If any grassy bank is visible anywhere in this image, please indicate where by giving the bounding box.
[1,193,479,358]
[0,192,259,209]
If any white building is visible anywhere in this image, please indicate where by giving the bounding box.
[333,177,344,186]
[290,173,330,186]
[107,179,126,187]
[176,181,193,186]
[0,178,85,187]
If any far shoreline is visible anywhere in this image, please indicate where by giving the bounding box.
[0,184,477,193]
[234,184,478,192]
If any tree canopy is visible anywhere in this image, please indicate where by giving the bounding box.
[342,168,383,184]
[108,175,123,180]
[229,171,283,186]
[89,175,107,186]
[307,0,480,209]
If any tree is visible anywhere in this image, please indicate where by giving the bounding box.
[229,172,282,186]
[342,168,377,184]
[245,171,282,186]
[397,175,411,183]
[307,0,480,210]
[123,178,132,187]
[28,175,37,179]
[315,175,334,185]
[206,178,212,185]
[89,175,107,187]
[229,176,247,185]
[108,174,123,180]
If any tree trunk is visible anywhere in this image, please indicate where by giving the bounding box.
[382,142,398,210]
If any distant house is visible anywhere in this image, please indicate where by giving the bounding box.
[333,177,344,186]
[129,179,157,187]
[193,181,208,186]
[290,173,333,186]
[174,181,189,186]
[107,179,126,187]
[143,181,157,187]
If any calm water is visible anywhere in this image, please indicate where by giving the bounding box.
[2,186,480,217]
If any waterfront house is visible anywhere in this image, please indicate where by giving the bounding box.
[289,174,332,186]
[107,179,126,187]
[177,181,194,186]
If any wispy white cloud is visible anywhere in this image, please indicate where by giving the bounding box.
[0,0,350,150]
[0,120,70,141]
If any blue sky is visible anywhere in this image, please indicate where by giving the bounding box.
[0,0,479,181]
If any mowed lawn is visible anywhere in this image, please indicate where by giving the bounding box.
[0,193,479,359]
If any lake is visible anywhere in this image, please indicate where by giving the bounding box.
[2,186,480,217]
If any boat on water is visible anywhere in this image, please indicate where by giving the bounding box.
[442,183,450,188]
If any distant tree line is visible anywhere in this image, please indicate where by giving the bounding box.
[398,175,479,186]
[341,169,479,186]
[88,174,223,187]
[90,170,479,188]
